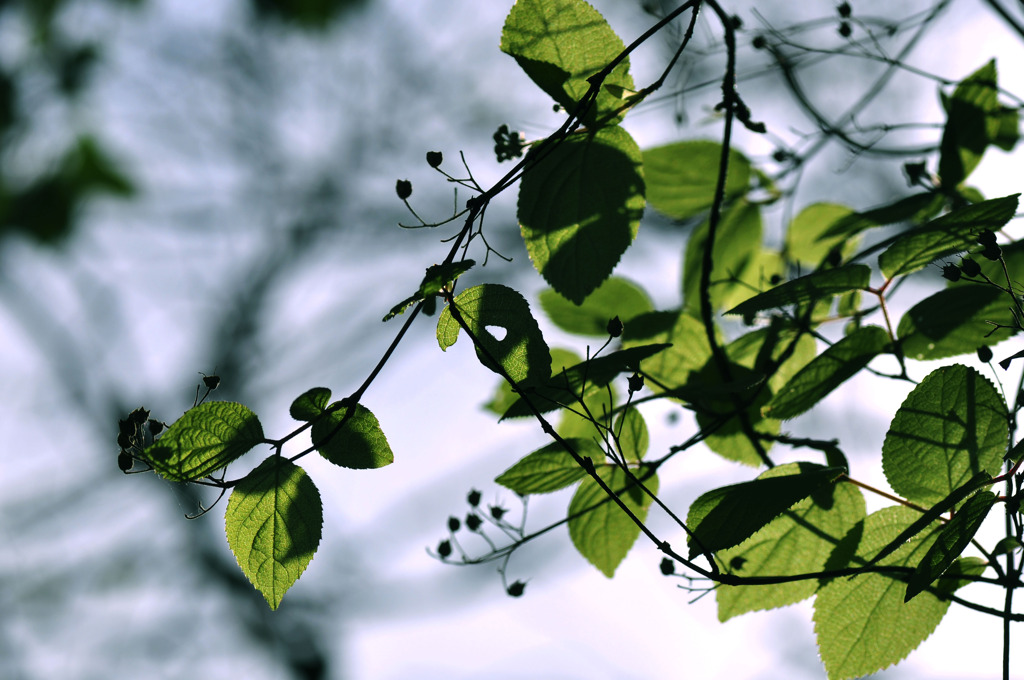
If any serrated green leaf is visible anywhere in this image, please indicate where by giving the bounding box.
[486,347,579,417]
[814,506,950,680]
[312,403,394,469]
[495,438,604,494]
[420,260,475,297]
[501,0,634,127]
[438,283,551,387]
[905,490,996,602]
[686,464,845,558]
[877,195,1019,279]
[938,60,1000,188]
[898,285,1017,360]
[225,456,323,610]
[518,126,645,304]
[820,192,945,241]
[614,407,648,462]
[643,140,751,220]
[785,202,859,266]
[882,364,1007,506]
[716,466,866,621]
[539,276,653,336]
[683,199,764,314]
[289,387,332,421]
[725,264,871,317]
[568,465,658,577]
[620,310,712,396]
[145,401,264,481]
[764,326,890,420]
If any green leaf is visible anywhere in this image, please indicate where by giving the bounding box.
[814,506,951,680]
[145,401,264,482]
[312,403,394,469]
[225,456,323,610]
[686,463,845,558]
[682,199,764,314]
[289,387,332,421]
[764,326,890,420]
[495,438,604,494]
[898,285,1017,360]
[820,192,945,241]
[882,364,1007,506]
[877,195,1019,279]
[568,465,658,577]
[500,0,634,127]
[620,310,712,395]
[725,264,871,317]
[438,283,552,387]
[518,126,645,304]
[643,140,751,220]
[614,408,648,462]
[420,260,475,297]
[938,60,1000,188]
[539,276,653,336]
[785,202,859,266]
[716,466,866,621]
[905,490,996,602]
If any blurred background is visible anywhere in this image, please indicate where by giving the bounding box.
[2,0,1022,678]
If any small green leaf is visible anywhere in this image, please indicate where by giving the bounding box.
[225,456,323,610]
[877,195,1019,279]
[289,387,332,421]
[820,192,945,241]
[785,202,859,266]
[620,311,712,396]
[539,276,653,336]
[905,490,996,602]
[614,408,648,462]
[518,126,645,304]
[882,364,1007,506]
[725,264,871,317]
[420,260,475,297]
[312,403,394,469]
[495,438,604,494]
[938,60,1000,188]
[568,465,658,577]
[145,402,264,481]
[438,284,552,387]
[764,326,890,420]
[686,463,845,558]
[898,285,1017,360]
[643,140,751,220]
[682,199,763,314]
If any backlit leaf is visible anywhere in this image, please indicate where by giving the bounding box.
[312,402,394,470]
[539,276,653,336]
[145,401,264,482]
[495,438,604,494]
[643,140,751,220]
[898,285,1017,360]
[725,264,871,317]
[682,199,763,314]
[938,60,1000,188]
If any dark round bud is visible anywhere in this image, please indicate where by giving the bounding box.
[769,273,782,285]
[202,375,220,390]
[752,35,767,50]
[117,451,133,472]
[742,312,756,326]
[606,316,623,338]
[426,151,443,168]
[437,539,452,558]
[466,513,482,531]
[729,14,742,30]
[903,161,928,186]
[395,179,412,200]
[729,556,748,571]
[447,516,461,532]
[977,230,997,246]
[826,249,842,268]
[659,558,675,576]
[838,21,852,38]
[772,149,789,163]
[837,1,852,18]
[941,264,961,282]
[628,372,645,393]
[961,258,981,277]
[977,345,994,363]
[467,489,482,507]
[148,420,164,436]
[982,243,1002,261]
[506,580,526,597]
[490,505,506,520]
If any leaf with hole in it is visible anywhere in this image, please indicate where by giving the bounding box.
[882,364,1006,506]
[764,326,890,421]
[938,60,1001,188]
[877,195,1019,279]
[569,465,658,577]
[898,285,1017,361]
[905,490,996,602]
[225,456,322,610]
[643,140,751,220]
[312,402,393,470]
[438,284,551,388]
[500,0,634,127]
[539,276,653,336]
[814,506,951,680]
[495,438,604,494]
[716,465,866,621]
[686,464,845,558]
[144,401,264,481]
[518,126,645,304]
[725,264,871,318]
[682,199,764,314]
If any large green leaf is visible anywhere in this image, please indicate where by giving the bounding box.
[882,364,1007,506]
[820,192,945,241]
[145,401,264,482]
[682,199,764,314]
[643,140,751,221]
[725,264,871,317]
[518,126,645,304]
[500,0,635,127]
[539,276,653,336]
[438,283,552,387]
[814,506,951,680]
[938,60,1001,188]
[876,195,1019,279]
[764,326,890,421]
[686,464,845,558]
[898,285,1017,360]
[785,202,859,266]
[225,456,323,610]
[568,465,658,577]
[495,438,604,494]
[716,466,866,621]
[312,402,394,470]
